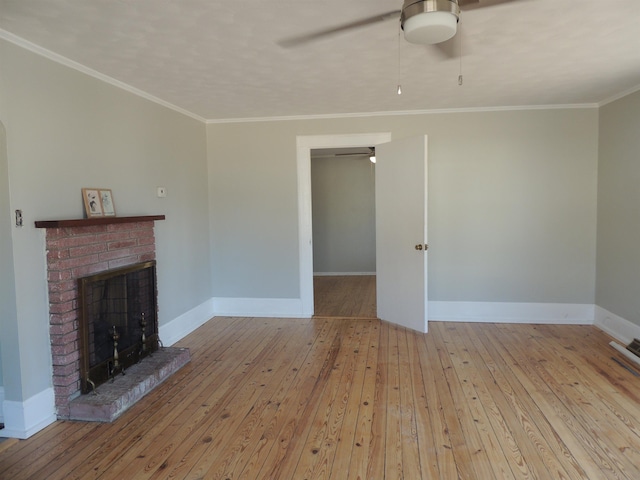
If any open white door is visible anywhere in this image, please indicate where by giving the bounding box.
[375,135,428,332]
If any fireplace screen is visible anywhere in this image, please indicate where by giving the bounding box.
[78,261,158,393]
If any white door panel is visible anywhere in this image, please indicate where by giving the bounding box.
[375,135,428,332]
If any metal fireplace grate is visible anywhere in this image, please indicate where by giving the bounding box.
[78,261,159,393]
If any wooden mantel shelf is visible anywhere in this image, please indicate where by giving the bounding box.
[35,215,165,229]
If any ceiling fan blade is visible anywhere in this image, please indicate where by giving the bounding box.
[278,10,400,48]
[458,0,518,10]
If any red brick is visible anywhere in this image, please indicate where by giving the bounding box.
[108,256,139,269]
[53,382,80,398]
[57,331,79,346]
[72,262,110,278]
[132,245,154,255]
[65,225,108,235]
[55,403,70,418]
[49,301,75,314]
[96,232,132,243]
[99,249,136,262]
[69,243,107,258]
[52,350,80,366]
[51,341,77,356]
[50,321,77,336]
[107,223,138,232]
[53,361,79,378]
[53,374,79,387]
[50,310,78,325]
[48,269,73,282]
[47,248,70,260]
[52,254,101,272]
[47,234,99,249]
[108,239,137,250]
[49,279,77,294]
[48,289,77,304]
[139,252,156,262]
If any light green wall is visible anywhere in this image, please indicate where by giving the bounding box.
[311,155,376,274]
[0,121,14,391]
[208,108,599,303]
[0,39,210,402]
[596,90,640,327]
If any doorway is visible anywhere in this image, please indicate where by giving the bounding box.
[296,133,392,317]
[310,147,377,318]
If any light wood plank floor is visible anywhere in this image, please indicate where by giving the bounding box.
[2,319,640,479]
[314,275,376,318]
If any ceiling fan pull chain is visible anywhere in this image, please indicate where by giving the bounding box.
[458,19,463,85]
[397,20,403,95]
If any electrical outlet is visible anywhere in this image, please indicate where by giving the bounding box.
[15,209,23,227]
[157,186,167,198]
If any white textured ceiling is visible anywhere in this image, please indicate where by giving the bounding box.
[1,0,640,121]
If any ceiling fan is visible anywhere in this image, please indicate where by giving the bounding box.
[279,0,518,56]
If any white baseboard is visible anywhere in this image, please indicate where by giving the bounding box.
[429,301,595,324]
[159,298,216,347]
[313,272,376,276]
[212,297,308,318]
[0,387,56,439]
[594,306,640,345]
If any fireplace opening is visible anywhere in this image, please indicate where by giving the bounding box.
[78,260,159,394]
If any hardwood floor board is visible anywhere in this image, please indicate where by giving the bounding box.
[233,319,339,479]
[113,320,294,480]
[431,323,500,480]
[397,326,425,478]
[182,321,315,479]
[64,318,282,480]
[439,323,528,480]
[252,320,344,480]
[328,319,374,478]
[365,318,388,480]
[487,324,630,479]
[205,320,329,479]
[414,324,457,479]
[4,318,640,479]
[503,324,640,477]
[382,323,405,479]
[44,319,257,480]
[345,320,380,480]
[290,320,368,479]
[0,421,97,480]
[463,323,578,479]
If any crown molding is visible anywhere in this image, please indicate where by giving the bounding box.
[0,29,207,124]
[599,83,640,107]
[206,103,599,124]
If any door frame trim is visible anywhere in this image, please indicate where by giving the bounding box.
[296,132,392,316]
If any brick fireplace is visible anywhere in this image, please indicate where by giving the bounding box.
[36,216,165,419]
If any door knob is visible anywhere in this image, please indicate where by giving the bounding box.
[415,244,423,251]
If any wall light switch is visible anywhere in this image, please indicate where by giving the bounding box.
[157,186,167,198]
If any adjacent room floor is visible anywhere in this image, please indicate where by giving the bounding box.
[313,275,376,318]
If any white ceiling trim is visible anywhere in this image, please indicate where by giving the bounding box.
[206,103,600,125]
[599,84,640,108]
[0,29,207,124]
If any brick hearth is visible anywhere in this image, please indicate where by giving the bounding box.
[40,218,161,419]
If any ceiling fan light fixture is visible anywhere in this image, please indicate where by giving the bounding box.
[401,0,460,45]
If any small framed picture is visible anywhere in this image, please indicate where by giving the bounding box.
[82,188,103,218]
[99,189,116,216]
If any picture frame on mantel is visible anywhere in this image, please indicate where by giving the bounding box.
[99,189,116,216]
[81,188,103,218]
